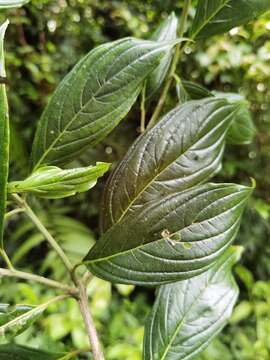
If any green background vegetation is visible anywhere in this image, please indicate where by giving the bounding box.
[0,0,270,358]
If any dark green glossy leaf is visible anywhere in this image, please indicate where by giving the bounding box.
[143,247,240,360]
[31,37,180,169]
[0,344,61,360]
[177,83,256,145]
[86,182,252,285]
[0,20,9,249]
[100,98,241,233]
[146,13,178,100]
[190,0,270,39]
[8,162,110,199]
[0,0,29,8]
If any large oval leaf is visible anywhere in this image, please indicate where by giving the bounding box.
[146,13,178,100]
[0,0,30,8]
[143,246,240,360]
[0,20,9,249]
[0,344,62,360]
[86,182,252,285]
[190,0,270,39]
[100,98,241,232]
[31,37,179,169]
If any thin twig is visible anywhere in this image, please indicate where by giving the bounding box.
[12,194,73,272]
[0,249,14,270]
[11,193,104,359]
[57,348,91,360]
[76,279,104,360]
[140,82,146,133]
[0,267,78,295]
[4,208,24,220]
[147,0,191,128]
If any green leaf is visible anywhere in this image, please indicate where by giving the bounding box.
[31,37,181,169]
[83,98,252,285]
[143,247,241,360]
[0,0,30,8]
[86,182,252,285]
[176,80,212,103]
[146,13,178,100]
[0,344,62,360]
[0,296,65,340]
[177,83,256,145]
[0,304,34,326]
[0,20,9,249]
[212,92,256,145]
[100,98,241,233]
[8,162,110,199]
[190,0,270,39]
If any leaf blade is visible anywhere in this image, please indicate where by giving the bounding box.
[8,162,110,199]
[191,0,270,39]
[86,182,252,285]
[100,98,240,232]
[31,38,179,169]
[0,0,30,8]
[143,247,241,360]
[0,296,66,340]
[146,12,178,99]
[0,344,62,360]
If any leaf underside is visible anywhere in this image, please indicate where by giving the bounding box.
[143,247,240,360]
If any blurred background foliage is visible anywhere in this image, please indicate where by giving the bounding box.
[0,0,270,358]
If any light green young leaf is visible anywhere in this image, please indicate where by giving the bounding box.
[0,20,9,249]
[31,37,183,169]
[143,247,241,360]
[0,344,62,360]
[0,296,66,340]
[86,182,252,285]
[0,304,34,326]
[146,12,178,99]
[0,0,30,8]
[190,0,270,39]
[8,162,110,199]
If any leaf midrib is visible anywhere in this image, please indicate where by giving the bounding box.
[90,192,246,263]
[158,253,234,360]
[108,102,238,230]
[34,42,165,170]
[191,0,230,38]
